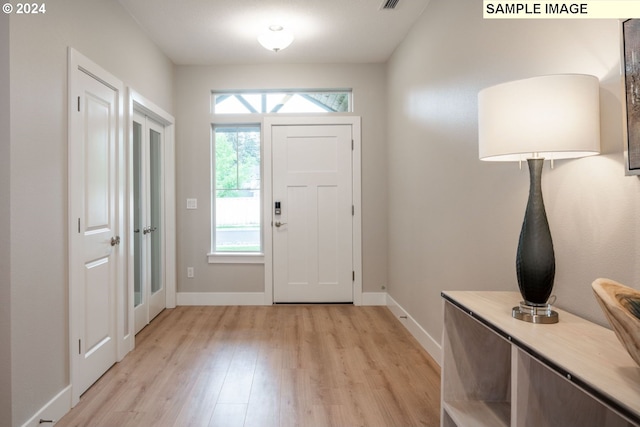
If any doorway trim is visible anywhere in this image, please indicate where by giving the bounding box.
[263,116,362,305]
[126,89,176,342]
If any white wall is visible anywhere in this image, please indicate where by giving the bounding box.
[8,0,174,425]
[387,0,640,349]
[174,63,388,296]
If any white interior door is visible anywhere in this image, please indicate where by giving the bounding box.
[69,63,120,400]
[272,124,353,303]
[133,112,165,334]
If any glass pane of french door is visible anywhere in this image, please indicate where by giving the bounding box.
[149,129,162,295]
[133,120,143,308]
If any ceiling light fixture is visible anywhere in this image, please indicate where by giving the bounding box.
[258,25,294,52]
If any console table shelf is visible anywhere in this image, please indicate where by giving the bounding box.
[441,291,640,427]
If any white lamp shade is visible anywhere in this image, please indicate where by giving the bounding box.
[478,74,600,161]
[258,27,294,52]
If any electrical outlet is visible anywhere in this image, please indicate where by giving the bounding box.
[186,198,197,209]
[187,267,194,278]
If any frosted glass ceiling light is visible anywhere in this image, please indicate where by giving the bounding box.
[258,25,294,52]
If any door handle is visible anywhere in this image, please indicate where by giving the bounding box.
[274,221,287,228]
[110,236,121,246]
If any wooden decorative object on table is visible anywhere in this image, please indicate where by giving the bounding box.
[592,278,640,367]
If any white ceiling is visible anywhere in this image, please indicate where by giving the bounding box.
[118,0,431,65]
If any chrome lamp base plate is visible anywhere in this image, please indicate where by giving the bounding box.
[512,301,559,324]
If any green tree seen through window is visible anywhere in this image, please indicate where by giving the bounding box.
[215,127,260,197]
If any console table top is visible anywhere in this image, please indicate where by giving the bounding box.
[442,291,640,422]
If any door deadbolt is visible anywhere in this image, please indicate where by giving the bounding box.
[142,226,157,235]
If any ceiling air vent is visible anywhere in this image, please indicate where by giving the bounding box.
[380,0,400,10]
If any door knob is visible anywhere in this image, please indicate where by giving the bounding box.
[110,236,121,246]
[275,221,287,228]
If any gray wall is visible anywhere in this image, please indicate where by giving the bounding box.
[174,64,388,295]
[1,11,11,427]
[387,0,639,346]
[8,0,174,424]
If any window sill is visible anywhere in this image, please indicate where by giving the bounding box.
[207,252,265,264]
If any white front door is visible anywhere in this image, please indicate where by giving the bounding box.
[272,124,353,303]
[133,112,166,334]
[69,57,122,401]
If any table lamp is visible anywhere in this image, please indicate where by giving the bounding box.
[478,74,600,323]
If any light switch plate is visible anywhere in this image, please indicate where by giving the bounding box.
[186,198,197,209]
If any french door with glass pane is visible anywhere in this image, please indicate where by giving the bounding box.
[133,112,165,334]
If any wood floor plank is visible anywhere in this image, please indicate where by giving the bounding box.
[57,305,440,427]
[244,348,283,427]
[216,345,259,404]
[170,367,227,427]
[208,403,247,427]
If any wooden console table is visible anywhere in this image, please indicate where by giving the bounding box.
[441,291,640,427]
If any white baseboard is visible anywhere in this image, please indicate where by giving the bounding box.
[176,292,266,306]
[361,292,387,306]
[20,385,71,427]
[386,294,442,366]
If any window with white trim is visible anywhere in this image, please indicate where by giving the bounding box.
[210,125,262,259]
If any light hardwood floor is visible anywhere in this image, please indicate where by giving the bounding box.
[57,305,441,427]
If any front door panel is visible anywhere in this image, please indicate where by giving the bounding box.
[272,125,353,303]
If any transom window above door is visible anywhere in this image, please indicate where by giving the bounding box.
[212,90,352,114]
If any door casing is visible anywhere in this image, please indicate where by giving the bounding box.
[263,116,362,305]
